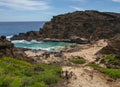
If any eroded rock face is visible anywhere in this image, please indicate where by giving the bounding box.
[0,36,14,57]
[99,34,120,56]
[41,10,120,41]
[98,34,120,68]
[12,10,120,42]
[11,10,120,42]
[0,36,14,48]
[0,36,35,63]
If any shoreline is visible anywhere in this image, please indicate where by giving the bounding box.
[0,35,120,87]
[23,40,119,87]
[11,39,79,52]
[23,39,120,87]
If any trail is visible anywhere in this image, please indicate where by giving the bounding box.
[62,66,111,87]
[24,39,120,87]
[64,40,108,62]
[62,40,120,87]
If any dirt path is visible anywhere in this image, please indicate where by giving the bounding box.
[62,40,120,87]
[64,40,108,62]
[62,66,111,87]
[24,39,120,87]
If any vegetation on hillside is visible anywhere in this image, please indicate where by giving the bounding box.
[70,56,86,64]
[89,63,120,79]
[103,54,120,66]
[0,57,62,87]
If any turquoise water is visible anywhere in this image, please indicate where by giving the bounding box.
[0,21,75,51]
[12,40,75,51]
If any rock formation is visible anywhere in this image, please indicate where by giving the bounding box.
[11,10,120,43]
[97,34,120,68]
[98,34,120,56]
[0,36,35,63]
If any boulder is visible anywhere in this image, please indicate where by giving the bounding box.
[0,36,36,63]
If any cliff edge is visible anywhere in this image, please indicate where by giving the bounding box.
[11,10,120,43]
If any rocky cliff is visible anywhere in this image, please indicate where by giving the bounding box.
[0,36,35,63]
[99,34,120,56]
[11,10,120,42]
[97,34,120,68]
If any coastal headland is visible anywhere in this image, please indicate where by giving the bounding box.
[1,10,120,87]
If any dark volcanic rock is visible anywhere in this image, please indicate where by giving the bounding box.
[98,34,120,68]
[99,34,120,56]
[40,10,120,41]
[11,31,41,41]
[0,35,14,48]
[11,10,120,42]
[0,36,35,63]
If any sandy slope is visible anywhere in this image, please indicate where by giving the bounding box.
[64,40,108,62]
[62,40,120,87]
[62,66,111,87]
[24,39,120,87]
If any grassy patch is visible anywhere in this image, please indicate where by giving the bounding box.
[88,63,101,69]
[71,57,86,64]
[103,54,120,66]
[88,63,120,79]
[0,57,62,87]
[102,68,120,79]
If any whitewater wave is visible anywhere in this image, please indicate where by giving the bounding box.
[12,40,43,44]
[11,39,75,52]
[29,47,55,51]
[6,35,13,41]
[12,40,30,44]
[6,35,13,39]
[14,45,57,51]
[31,40,43,43]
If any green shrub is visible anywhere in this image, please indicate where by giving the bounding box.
[102,68,120,79]
[103,54,120,66]
[10,77,22,87]
[0,57,62,87]
[88,63,101,69]
[104,54,116,63]
[33,82,46,87]
[71,57,86,64]
[0,76,12,87]
[37,72,61,85]
[88,63,120,79]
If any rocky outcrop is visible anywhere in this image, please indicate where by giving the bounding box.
[40,10,120,41]
[0,36,35,63]
[99,34,120,56]
[11,31,41,41]
[0,36,14,57]
[11,10,120,43]
[97,34,120,68]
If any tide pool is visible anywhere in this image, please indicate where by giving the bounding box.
[12,40,75,51]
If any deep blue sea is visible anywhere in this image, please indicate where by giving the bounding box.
[0,21,44,36]
[0,22,74,51]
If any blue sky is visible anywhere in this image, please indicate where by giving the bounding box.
[0,0,120,21]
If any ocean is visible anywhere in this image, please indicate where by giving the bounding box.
[0,22,74,51]
[0,21,44,36]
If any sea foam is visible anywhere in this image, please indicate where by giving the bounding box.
[11,39,75,52]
